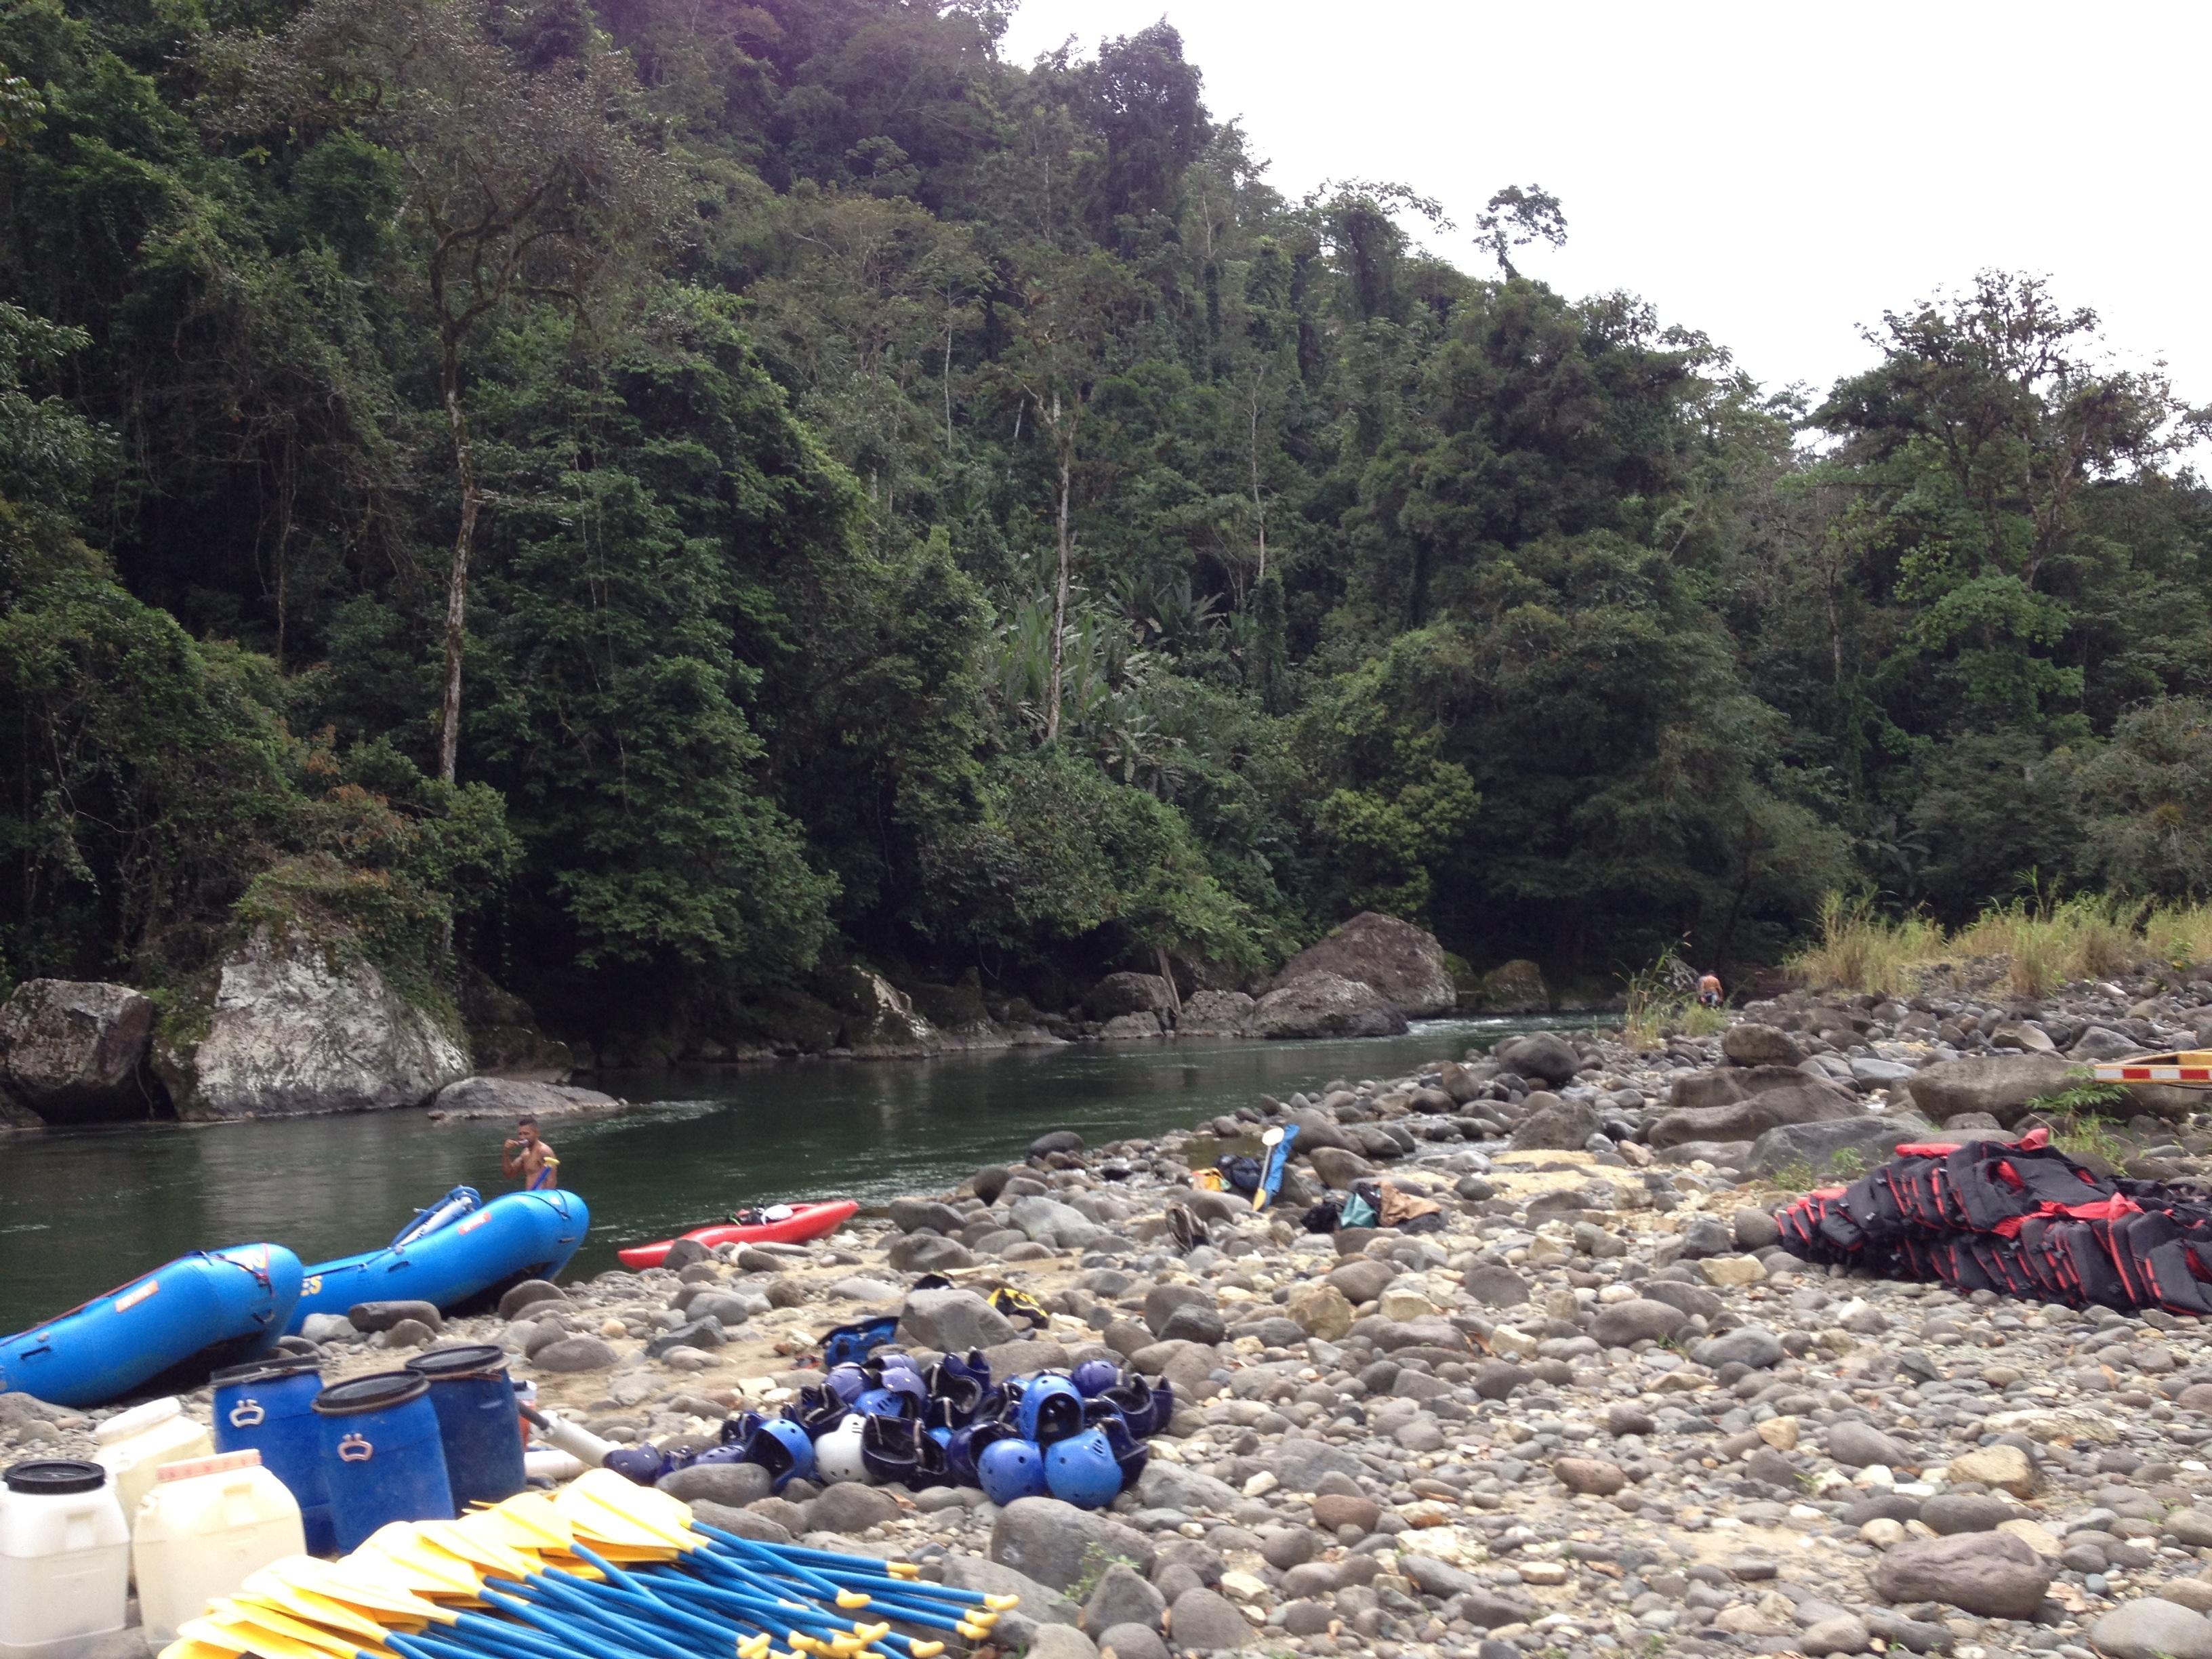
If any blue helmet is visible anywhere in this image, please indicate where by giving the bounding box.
[826,1364,870,1404]
[1071,1359,1121,1398]
[977,1437,1049,1506]
[855,1386,917,1420]
[688,1442,749,1468]
[1017,1374,1086,1448]
[742,1417,817,1492]
[1044,1429,1123,1510]
[945,1417,1018,1488]
[604,1445,666,1486]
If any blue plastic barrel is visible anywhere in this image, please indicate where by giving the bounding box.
[404,1344,525,1508]
[211,1357,335,1555]
[312,1371,453,1551]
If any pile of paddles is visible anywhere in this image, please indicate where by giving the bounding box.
[596,1351,1172,1512]
[1776,1125,2212,1313]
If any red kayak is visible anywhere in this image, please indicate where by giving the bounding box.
[617,1200,859,1269]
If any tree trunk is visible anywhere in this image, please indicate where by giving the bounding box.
[1045,397,1072,743]
[1155,945,1183,1019]
[438,338,479,785]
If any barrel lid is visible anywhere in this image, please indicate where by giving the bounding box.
[4,1459,106,1495]
[405,1343,510,1382]
[95,1396,181,1443]
[313,1371,430,1416]
[211,1356,323,1389]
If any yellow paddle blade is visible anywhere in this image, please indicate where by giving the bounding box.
[188,1607,347,1659]
[357,1525,487,1601]
[557,1468,697,1551]
[260,1558,451,1627]
[159,1641,243,1659]
[167,1629,251,1659]
[231,1584,390,1645]
[210,1597,392,1658]
[534,1550,607,1582]
[482,1491,575,1553]
[419,1517,541,1582]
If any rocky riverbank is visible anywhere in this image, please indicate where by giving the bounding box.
[19,975,2212,1659]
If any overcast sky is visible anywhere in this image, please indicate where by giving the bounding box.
[1001,0,2209,415]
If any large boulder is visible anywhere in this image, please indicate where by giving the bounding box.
[0,979,159,1124]
[1174,990,1254,1036]
[1870,1530,2051,1618]
[1496,1031,1583,1087]
[1646,1082,1861,1149]
[897,1287,1016,1352]
[1269,912,1456,1018]
[1723,1023,1805,1068]
[429,1077,617,1119]
[1902,1052,2075,1127]
[1467,958,1547,1014]
[827,968,939,1054]
[1250,972,1408,1040]
[1509,1092,1601,1151]
[1088,972,1173,1019]
[989,1497,1157,1591]
[1748,1117,1926,1178]
[157,927,468,1120]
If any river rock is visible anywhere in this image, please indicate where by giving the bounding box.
[1646,1081,1860,1147]
[1552,1456,1626,1495]
[1283,1284,1354,1339]
[657,1462,773,1507]
[990,1497,1156,1591]
[429,1076,615,1118]
[898,1288,1015,1352]
[1176,991,1254,1036]
[1870,1530,2051,1617]
[1081,1564,1166,1635]
[1589,1298,1687,1346]
[1496,1032,1583,1087]
[1693,1326,1783,1368]
[159,925,470,1120]
[1945,1443,2034,1496]
[1826,1420,1910,1469]
[1748,1115,1921,1177]
[2089,1599,2212,1659]
[498,1279,569,1319]
[1723,1022,1805,1067]
[1088,972,1173,1019]
[1010,1195,1104,1249]
[531,1336,619,1372]
[1307,1145,1372,1188]
[888,1198,966,1235]
[809,1481,900,1532]
[1902,1052,2075,1126]
[349,1300,443,1334]
[1509,1092,1600,1150]
[1250,972,1408,1039]
[1269,912,1456,1018]
[1093,1626,1166,1659]
[0,979,158,1123]
[1462,1265,1531,1307]
[1165,1586,1250,1650]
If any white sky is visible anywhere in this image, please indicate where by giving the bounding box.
[1001,0,2211,413]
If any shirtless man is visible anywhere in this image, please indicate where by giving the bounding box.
[501,1117,560,1191]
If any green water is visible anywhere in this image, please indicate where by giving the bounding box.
[0,1017,1574,1332]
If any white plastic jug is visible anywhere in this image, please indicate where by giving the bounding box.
[132,1450,305,1645]
[94,1397,212,1523]
[0,1459,131,1659]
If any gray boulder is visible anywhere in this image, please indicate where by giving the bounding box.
[1723,1023,1805,1068]
[1088,972,1174,1019]
[1250,972,1408,1039]
[1268,912,1457,1017]
[888,1197,966,1235]
[157,925,469,1120]
[1508,1092,1600,1151]
[1589,1298,1688,1347]
[2069,1025,2143,1063]
[350,1300,442,1333]
[1496,1032,1582,1087]
[1870,1530,2051,1618]
[897,1287,1016,1352]
[530,1336,619,1372]
[989,1496,1156,1592]
[1825,1420,1910,1469]
[1748,1116,1925,1179]
[2087,1599,2212,1659]
[1902,1052,2076,1127]
[1647,1081,1860,1148]
[1010,1195,1105,1249]
[887,1234,974,1272]
[657,1462,773,1507]
[1166,1586,1251,1650]
[1176,991,1254,1036]
[0,979,158,1124]
[808,1481,900,1533]
[1092,1628,1166,1659]
[429,1076,615,1118]
[1082,1563,1166,1635]
[1692,1326,1784,1369]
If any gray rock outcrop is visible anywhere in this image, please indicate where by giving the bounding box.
[0,979,159,1124]
[1902,1052,2075,1126]
[1250,972,1408,1039]
[1268,912,1456,1017]
[430,1076,617,1119]
[157,926,469,1120]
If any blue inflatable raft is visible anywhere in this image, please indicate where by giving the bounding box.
[0,1244,305,1408]
[287,1187,589,1332]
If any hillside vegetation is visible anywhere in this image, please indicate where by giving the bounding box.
[1,0,2208,1054]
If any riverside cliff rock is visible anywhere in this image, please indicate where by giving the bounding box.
[155,926,470,1120]
[0,979,157,1124]
[1269,911,1458,1019]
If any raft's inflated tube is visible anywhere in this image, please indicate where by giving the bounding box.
[0,1244,305,1408]
[287,1189,588,1332]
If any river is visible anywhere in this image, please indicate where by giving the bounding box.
[0,1017,1576,1332]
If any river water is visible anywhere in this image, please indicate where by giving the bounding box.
[0,1017,1574,1333]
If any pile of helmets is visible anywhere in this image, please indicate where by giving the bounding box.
[604,1351,1171,1511]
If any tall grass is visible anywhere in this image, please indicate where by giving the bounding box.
[1793,892,2212,998]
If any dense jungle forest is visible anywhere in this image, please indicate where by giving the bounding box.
[1,0,2208,1052]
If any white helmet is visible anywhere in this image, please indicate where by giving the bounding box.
[814,1413,872,1484]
